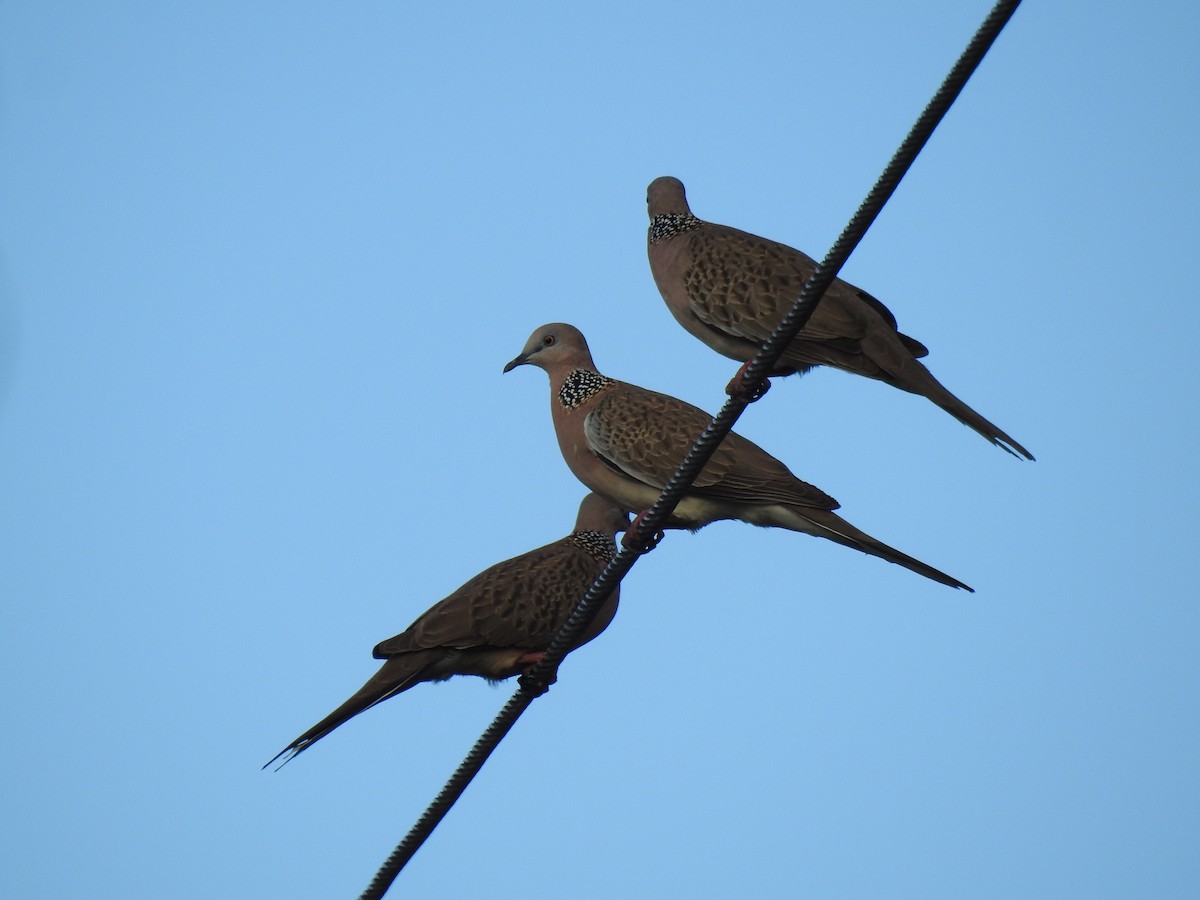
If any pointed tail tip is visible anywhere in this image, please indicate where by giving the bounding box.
[917,560,972,592]
[262,744,302,772]
[932,569,973,592]
[999,438,1035,462]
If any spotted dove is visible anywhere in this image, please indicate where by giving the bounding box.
[266,493,628,767]
[504,323,971,591]
[646,176,1033,460]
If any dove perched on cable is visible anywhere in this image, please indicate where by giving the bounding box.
[504,323,971,591]
[646,176,1033,460]
[266,493,628,768]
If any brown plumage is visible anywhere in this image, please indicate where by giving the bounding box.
[266,493,628,768]
[646,176,1034,460]
[504,323,971,591]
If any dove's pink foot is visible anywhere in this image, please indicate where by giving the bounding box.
[621,510,664,554]
[726,362,771,402]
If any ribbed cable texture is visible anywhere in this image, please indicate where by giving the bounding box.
[359,2,1021,896]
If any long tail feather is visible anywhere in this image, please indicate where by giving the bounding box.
[772,506,973,591]
[890,358,1034,461]
[264,654,434,770]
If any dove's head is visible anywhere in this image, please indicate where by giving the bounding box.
[646,175,690,219]
[573,493,631,537]
[503,323,596,376]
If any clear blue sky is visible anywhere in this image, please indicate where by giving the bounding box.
[2,2,1197,897]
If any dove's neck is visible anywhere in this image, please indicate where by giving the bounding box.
[648,212,703,244]
[568,530,615,562]
[557,368,612,410]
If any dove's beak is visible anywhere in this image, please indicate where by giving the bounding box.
[502,354,529,374]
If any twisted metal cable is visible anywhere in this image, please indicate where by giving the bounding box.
[360,2,1022,895]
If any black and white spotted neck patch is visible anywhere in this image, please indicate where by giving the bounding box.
[558,369,612,410]
[569,530,615,562]
[648,213,704,244]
